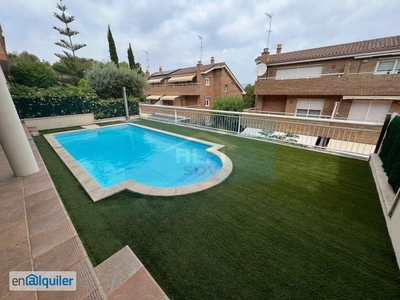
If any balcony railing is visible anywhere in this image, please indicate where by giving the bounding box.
[149,83,200,87]
[139,104,383,158]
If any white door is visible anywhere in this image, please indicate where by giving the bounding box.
[348,100,392,122]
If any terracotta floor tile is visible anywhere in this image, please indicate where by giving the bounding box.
[24,187,58,208]
[27,207,67,237]
[23,174,52,189]
[108,268,166,300]
[0,260,35,300]
[33,236,86,271]
[30,219,77,259]
[24,180,54,198]
[0,239,30,275]
[37,257,100,300]
[0,220,28,252]
[25,195,64,222]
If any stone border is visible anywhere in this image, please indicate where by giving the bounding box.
[44,123,233,202]
[369,154,398,216]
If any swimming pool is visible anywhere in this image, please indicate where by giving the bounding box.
[46,124,232,201]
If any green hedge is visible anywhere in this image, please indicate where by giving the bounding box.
[379,115,400,193]
[10,85,139,119]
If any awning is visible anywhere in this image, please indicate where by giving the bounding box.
[168,74,196,83]
[160,95,180,101]
[147,78,164,84]
[146,95,163,100]
[342,96,400,101]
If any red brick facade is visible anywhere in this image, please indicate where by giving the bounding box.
[144,58,245,108]
[254,36,400,122]
[0,24,10,75]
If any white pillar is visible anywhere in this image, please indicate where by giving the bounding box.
[0,68,39,176]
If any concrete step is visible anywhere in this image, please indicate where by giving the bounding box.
[95,246,168,300]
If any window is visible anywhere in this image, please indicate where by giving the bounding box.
[205,98,210,107]
[375,60,400,75]
[224,84,228,92]
[348,100,392,122]
[295,99,324,118]
[276,65,323,79]
[205,77,210,86]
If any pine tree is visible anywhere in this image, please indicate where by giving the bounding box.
[108,25,119,67]
[53,0,86,58]
[127,43,135,70]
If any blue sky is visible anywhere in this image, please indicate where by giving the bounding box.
[1,0,399,85]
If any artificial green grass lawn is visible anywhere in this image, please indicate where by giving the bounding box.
[35,120,400,299]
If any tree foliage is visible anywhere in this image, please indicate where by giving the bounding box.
[9,52,57,88]
[243,84,255,109]
[52,56,94,85]
[212,96,245,112]
[127,43,143,74]
[53,0,86,58]
[84,62,147,99]
[107,25,119,66]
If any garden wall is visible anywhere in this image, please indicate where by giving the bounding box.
[23,114,94,130]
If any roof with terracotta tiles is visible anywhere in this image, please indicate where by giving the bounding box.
[149,62,225,77]
[267,35,400,64]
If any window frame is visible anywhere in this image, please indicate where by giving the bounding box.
[205,98,210,107]
[374,59,400,75]
[205,77,211,86]
[295,99,325,118]
[224,84,228,92]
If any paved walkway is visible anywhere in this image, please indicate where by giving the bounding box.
[0,125,168,299]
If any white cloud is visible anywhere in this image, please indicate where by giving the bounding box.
[1,0,400,84]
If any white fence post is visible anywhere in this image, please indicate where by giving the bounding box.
[237,115,241,133]
[174,109,178,124]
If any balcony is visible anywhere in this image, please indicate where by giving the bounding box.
[255,72,400,96]
[144,83,201,96]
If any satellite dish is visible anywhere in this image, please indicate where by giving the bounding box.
[254,63,267,76]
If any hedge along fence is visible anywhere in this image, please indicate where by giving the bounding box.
[379,115,400,193]
[10,85,139,120]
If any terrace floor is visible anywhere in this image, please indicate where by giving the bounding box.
[29,119,400,300]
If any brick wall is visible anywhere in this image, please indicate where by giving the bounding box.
[261,95,286,112]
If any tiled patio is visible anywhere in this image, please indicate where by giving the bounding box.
[0,125,168,299]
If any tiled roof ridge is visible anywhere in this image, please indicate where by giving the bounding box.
[268,35,400,64]
[150,61,225,77]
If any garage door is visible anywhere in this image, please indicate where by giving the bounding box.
[348,100,392,122]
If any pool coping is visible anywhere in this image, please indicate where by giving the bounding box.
[44,123,233,202]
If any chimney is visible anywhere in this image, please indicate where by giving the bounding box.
[259,48,270,64]
[145,70,150,79]
[210,56,215,64]
[196,61,202,83]
[276,44,282,55]
[159,66,162,73]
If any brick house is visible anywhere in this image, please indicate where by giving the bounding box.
[0,23,10,76]
[254,36,400,122]
[144,57,245,108]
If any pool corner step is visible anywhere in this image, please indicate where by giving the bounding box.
[94,246,169,299]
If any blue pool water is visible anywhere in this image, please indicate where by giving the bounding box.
[54,124,222,188]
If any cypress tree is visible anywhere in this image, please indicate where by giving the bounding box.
[107,25,119,66]
[127,43,135,70]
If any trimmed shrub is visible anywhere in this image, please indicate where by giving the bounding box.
[379,116,400,193]
[10,85,139,119]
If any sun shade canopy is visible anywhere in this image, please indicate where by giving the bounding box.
[146,95,163,100]
[342,96,400,100]
[147,78,164,84]
[168,74,196,83]
[160,95,180,100]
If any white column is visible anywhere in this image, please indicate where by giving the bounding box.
[0,68,39,176]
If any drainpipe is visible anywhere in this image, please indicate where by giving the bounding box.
[0,68,39,176]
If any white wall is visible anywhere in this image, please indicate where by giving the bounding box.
[370,154,400,270]
[23,114,94,130]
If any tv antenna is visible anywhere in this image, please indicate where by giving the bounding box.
[198,35,203,62]
[143,50,149,72]
[265,12,273,49]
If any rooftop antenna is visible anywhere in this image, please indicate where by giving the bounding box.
[198,35,203,62]
[265,12,273,49]
[143,50,149,72]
